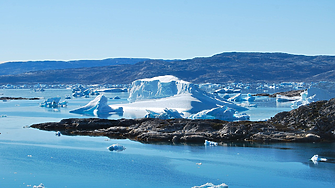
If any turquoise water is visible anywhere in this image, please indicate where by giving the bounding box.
[1,89,335,188]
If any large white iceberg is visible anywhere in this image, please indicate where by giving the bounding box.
[70,95,123,117]
[111,75,248,120]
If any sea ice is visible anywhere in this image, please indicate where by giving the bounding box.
[70,95,123,117]
[107,144,126,152]
[192,182,228,188]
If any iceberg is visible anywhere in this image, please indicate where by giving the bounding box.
[40,97,67,108]
[292,81,335,108]
[276,95,300,102]
[192,182,228,188]
[107,144,126,152]
[111,75,248,120]
[204,140,218,146]
[33,183,45,188]
[245,93,255,102]
[70,95,123,117]
[145,108,184,119]
[189,106,250,121]
[310,154,327,164]
[228,93,244,102]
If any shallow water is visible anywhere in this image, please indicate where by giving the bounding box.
[1,89,334,188]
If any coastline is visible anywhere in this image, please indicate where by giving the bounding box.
[30,98,335,143]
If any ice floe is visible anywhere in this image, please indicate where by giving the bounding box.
[33,183,45,188]
[107,144,126,152]
[192,182,228,188]
[204,140,218,146]
[310,154,327,164]
[70,95,123,117]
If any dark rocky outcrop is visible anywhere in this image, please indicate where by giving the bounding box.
[254,89,306,98]
[30,98,335,143]
[0,97,41,100]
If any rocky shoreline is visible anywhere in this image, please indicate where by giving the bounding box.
[30,98,335,143]
[1,97,41,100]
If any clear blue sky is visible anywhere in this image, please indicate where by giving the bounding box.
[0,0,334,62]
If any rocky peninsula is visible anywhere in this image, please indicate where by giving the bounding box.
[30,98,335,143]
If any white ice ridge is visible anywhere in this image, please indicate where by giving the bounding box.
[70,94,123,117]
[192,182,228,188]
[111,75,248,120]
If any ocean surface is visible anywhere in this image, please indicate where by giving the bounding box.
[0,89,334,188]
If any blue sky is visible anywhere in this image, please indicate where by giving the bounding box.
[0,0,334,62]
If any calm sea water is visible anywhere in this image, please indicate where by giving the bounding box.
[0,89,334,188]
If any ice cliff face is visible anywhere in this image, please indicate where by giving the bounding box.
[128,75,193,102]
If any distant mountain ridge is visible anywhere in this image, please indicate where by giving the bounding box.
[1,52,335,84]
[0,58,153,76]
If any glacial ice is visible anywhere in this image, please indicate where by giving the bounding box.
[111,75,248,120]
[189,106,250,121]
[192,182,228,188]
[40,97,67,108]
[33,183,45,188]
[204,140,218,146]
[107,144,126,152]
[145,108,184,119]
[292,81,335,108]
[128,75,192,102]
[310,154,327,164]
[70,95,123,117]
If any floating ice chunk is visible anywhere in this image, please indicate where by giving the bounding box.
[192,182,228,188]
[189,106,250,121]
[33,183,45,188]
[145,108,184,119]
[228,93,244,102]
[40,97,67,108]
[276,95,300,102]
[245,93,255,102]
[55,131,61,137]
[310,154,327,164]
[204,140,218,146]
[70,95,123,117]
[215,88,240,94]
[107,144,126,152]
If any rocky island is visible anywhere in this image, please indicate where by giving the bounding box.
[30,98,335,143]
